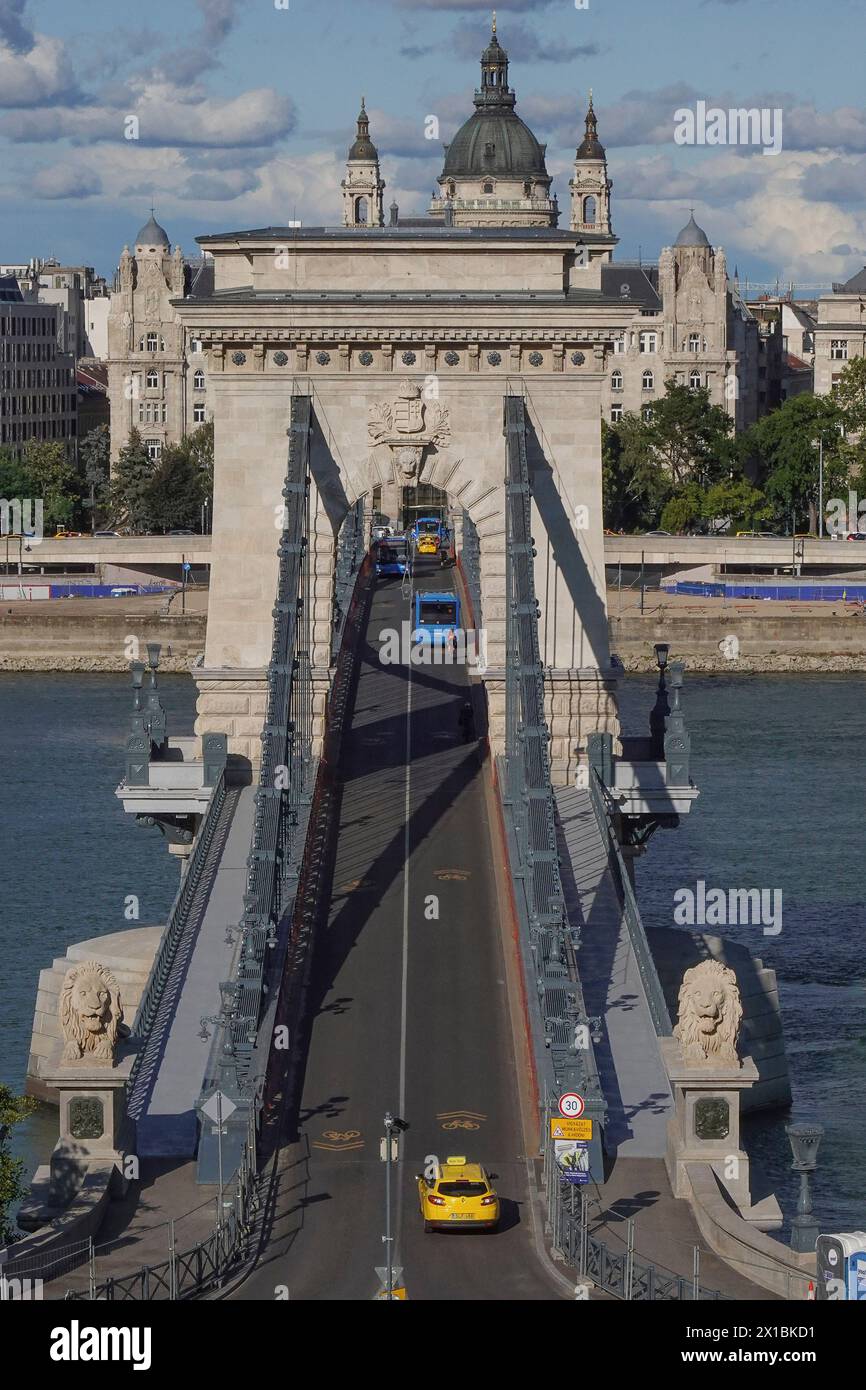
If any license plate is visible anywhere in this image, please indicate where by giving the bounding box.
[449,1212,474,1220]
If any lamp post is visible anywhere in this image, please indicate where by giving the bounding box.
[649,642,670,758]
[787,1122,823,1253]
[383,1112,395,1299]
[818,435,824,539]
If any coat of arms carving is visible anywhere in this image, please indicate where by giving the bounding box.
[368,379,450,484]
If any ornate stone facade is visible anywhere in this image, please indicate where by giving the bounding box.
[106,214,210,463]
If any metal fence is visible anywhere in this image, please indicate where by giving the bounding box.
[499,395,606,1156]
[63,1111,259,1301]
[544,1165,731,1301]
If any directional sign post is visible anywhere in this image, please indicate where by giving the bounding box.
[202,1090,237,1229]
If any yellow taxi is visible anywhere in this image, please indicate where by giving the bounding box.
[417,1157,499,1232]
[416,534,439,556]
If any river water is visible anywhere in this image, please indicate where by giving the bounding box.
[1,671,863,1238]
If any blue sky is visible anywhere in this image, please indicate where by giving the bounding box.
[1,0,865,287]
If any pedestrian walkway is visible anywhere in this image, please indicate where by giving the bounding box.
[555,786,672,1158]
[133,784,256,1157]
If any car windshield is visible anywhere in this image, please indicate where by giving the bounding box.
[437,1181,488,1197]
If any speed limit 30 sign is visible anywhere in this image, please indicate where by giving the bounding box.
[558,1092,585,1119]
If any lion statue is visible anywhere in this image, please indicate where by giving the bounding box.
[673,959,743,1066]
[59,961,127,1065]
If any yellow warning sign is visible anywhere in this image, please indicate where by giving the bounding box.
[550,1118,593,1141]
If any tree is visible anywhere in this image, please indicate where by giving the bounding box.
[79,425,111,529]
[0,450,35,503]
[22,441,80,530]
[702,477,774,532]
[145,446,203,532]
[642,379,735,489]
[832,355,866,440]
[110,430,156,533]
[748,394,846,532]
[0,1083,37,1243]
[660,483,705,534]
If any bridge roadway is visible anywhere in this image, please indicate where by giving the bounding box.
[234,559,566,1301]
[604,534,866,569]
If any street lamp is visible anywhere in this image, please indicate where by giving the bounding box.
[650,643,671,757]
[787,1122,823,1253]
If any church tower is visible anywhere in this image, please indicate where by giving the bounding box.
[570,94,613,238]
[342,98,385,228]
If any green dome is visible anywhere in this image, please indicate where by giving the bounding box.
[443,109,548,179]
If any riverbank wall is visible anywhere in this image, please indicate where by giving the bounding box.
[0,609,206,671]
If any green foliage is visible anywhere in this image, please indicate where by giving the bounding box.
[832,355,866,439]
[703,477,774,531]
[747,394,846,530]
[110,430,156,533]
[0,449,35,502]
[79,425,111,527]
[21,441,80,529]
[640,378,735,488]
[0,1083,37,1243]
[145,447,204,532]
[660,484,705,534]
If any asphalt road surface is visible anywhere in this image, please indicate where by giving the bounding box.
[235,558,566,1301]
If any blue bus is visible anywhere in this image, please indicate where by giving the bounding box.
[374,536,410,577]
[413,590,460,649]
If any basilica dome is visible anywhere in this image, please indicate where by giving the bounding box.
[440,26,549,183]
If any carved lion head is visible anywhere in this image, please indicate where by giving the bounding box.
[59,960,125,1063]
[673,958,742,1065]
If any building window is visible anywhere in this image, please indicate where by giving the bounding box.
[610,403,623,423]
[482,181,494,194]
[642,370,654,391]
[146,369,159,389]
[831,339,848,360]
[583,195,597,225]
[355,196,369,225]
[193,402,206,424]
[193,369,205,390]
[688,333,701,353]
[689,369,702,389]
[145,438,162,461]
[611,370,623,391]
[613,335,626,355]
[146,333,159,352]
[639,332,657,354]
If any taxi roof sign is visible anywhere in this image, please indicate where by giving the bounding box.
[445,1155,467,1165]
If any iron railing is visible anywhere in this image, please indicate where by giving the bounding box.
[499,395,606,1157]
[332,500,366,662]
[129,769,229,1074]
[545,1166,731,1301]
[586,763,673,1037]
[201,394,314,1118]
[460,509,483,628]
[63,1110,259,1301]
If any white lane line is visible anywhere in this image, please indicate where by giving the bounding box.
[395,568,413,1271]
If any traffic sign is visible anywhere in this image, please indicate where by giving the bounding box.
[202,1090,237,1125]
[558,1092,585,1119]
[550,1117,592,1141]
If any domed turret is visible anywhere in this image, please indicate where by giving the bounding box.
[134,212,170,251]
[431,20,557,227]
[675,212,711,248]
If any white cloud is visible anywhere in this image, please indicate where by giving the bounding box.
[0,33,80,107]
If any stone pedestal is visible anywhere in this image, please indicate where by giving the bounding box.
[44,1053,134,1200]
[195,669,269,769]
[483,666,620,786]
[661,1037,780,1227]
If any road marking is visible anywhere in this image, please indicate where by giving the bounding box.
[313,1129,364,1151]
[434,868,471,881]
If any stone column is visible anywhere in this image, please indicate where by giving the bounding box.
[545,667,620,786]
[309,484,337,755]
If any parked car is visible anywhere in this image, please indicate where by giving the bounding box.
[167,528,195,536]
[110,586,137,598]
[93,530,120,538]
